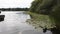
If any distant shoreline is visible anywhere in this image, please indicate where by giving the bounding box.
[0,8,29,11]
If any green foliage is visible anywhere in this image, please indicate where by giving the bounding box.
[30,0,43,13]
[50,5,60,29]
[30,0,57,14]
[29,0,60,29]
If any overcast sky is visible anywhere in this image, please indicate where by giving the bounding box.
[0,0,34,8]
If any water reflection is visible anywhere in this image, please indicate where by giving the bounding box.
[0,11,52,34]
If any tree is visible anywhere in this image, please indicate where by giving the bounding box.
[29,0,60,34]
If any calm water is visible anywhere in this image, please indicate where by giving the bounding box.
[0,11,52,34]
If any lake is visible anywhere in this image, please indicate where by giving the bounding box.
[0,11,52,34]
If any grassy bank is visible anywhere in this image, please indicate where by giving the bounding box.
[27,12,55,30]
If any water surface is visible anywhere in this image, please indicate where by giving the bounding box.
[0,11,52,34]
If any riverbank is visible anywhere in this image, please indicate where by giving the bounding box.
[26,12,55,30]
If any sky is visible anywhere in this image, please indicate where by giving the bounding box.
[0,0,34,8]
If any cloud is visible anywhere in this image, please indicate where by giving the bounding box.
[0,0,34,8]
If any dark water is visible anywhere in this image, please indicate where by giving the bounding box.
[0,11,52,34]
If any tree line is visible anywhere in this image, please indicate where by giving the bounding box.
[0,8,29,11]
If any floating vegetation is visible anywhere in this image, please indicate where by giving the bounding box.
[26,12,55,30]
